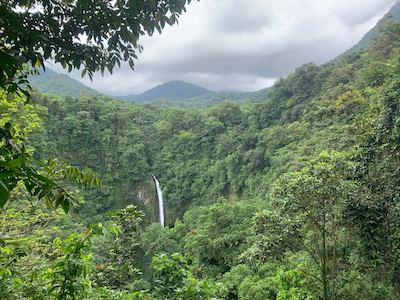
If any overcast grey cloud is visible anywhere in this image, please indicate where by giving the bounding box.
[53,0,395,95]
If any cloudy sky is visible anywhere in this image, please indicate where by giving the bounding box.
[52,0,395,95]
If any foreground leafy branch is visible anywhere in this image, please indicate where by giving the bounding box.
[0,121,100,213]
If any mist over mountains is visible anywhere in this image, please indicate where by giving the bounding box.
[340,0,400,57]
[28,1,400,105]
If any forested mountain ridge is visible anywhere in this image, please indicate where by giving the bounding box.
[29,70,271,107]
[3,7,400,300]
[32,30,396,222]
[28,68,101,98]
[133,87,273,108]
[120,80,213,103]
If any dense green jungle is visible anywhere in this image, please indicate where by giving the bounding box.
[3,2,400,300]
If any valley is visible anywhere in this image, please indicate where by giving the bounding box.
[2,1,400,299]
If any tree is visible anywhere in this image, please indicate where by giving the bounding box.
[351,56,400,291]
[183,201,256,277]
[270,151,361,300]
[46,224,104,300]
[95,205,144,291]
[151,253,223,300]
[0,91,101,211]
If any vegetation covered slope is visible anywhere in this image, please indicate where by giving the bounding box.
[129,87,272,108]
[3,17,400,300]
[28,68,100,98]
[120,80,213,103]
[29,71,271,108]
[32,39,389,220]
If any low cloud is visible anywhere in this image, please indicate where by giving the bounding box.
[54,0,395,95]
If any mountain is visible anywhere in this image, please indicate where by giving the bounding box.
[339,1,400,58]
[28,68,100,97]
[144,87,272,108]
[120,80,213,103]
[120,81,272,108]
[28,68,268,107]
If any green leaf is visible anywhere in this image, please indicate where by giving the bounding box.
[6,158,22,169]
[0,180,10,207]
[61,199,71,213]
[4,122,12,131]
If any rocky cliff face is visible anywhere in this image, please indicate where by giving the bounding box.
[136,176,158,224]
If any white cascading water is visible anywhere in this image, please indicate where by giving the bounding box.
[152,175,165,227]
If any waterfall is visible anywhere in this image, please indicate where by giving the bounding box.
[152,175,165,227]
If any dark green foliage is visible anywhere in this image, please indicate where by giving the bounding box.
[96,205,144,291]
[151,253,189,298]
[269,152,362,299]
[0,119,99,212]
[31,94,155,220]
[345,52,400,293]
[0,0,196,221]
[46,224,103,300]
[29,24,400,224]
[183,201,257,277]
[151,253,222,299]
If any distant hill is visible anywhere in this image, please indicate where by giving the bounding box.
[28,68,100,97]
[142,87,272,108]
[339,1,400,58]
[28,68,269,107]
[119,81,272,108]
[120,81,213,103]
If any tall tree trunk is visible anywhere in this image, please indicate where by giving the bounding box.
[322,213,328,300]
